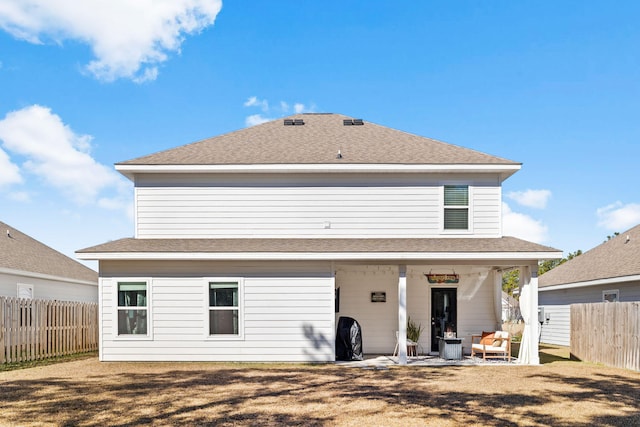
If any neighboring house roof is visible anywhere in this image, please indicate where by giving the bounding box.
[117,113,520,167]
[539,223,640,288]
[1,221,98,284]
[77,237,561,261]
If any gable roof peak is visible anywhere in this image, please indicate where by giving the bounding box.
[116,113,520,170]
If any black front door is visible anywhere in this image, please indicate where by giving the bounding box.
[431,288,457,351]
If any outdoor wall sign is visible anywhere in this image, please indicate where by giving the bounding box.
[425,273,460,284]
[370,291,386,302]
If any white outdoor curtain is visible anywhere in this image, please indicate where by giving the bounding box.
[517,284,531,364]
[494,271,502,330]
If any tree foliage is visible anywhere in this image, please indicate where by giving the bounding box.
[502,249,583,297]
[538,250,583,275]
[502,270,519,296]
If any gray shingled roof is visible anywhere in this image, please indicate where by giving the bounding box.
[539,223,640,287]
[117,113,520,166]
[78,237,559,257]
[1,221,98,283]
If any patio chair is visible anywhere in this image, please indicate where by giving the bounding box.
[393,331,418,357]
[470,331,511,361]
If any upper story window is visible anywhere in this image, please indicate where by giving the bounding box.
[444,185,469,230]
[209,281,240,335]
[117,282,148,335]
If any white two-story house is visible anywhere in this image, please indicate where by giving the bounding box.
[77,113,561,363]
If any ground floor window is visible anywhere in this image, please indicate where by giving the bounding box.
[117,282,148,335]
[209,281,240,335]
[603,289,619,303]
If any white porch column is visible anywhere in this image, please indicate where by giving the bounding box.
[398,265,408,365]
[517,265,540,365]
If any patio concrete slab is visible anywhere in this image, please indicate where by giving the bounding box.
[337,354,515,368]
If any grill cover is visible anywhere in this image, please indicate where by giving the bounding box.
[335,316,363,361]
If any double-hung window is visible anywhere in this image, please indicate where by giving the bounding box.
[117,282,148,335]
[444,185,469,230]
[209,281,240,335]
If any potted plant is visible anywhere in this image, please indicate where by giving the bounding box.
[407,316,424,342]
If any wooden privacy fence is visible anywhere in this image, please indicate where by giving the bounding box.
[571,302,640,371]
[0,297,98,364]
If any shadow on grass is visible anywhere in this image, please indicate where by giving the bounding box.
[1,362,639,426]
[510,342,572,364]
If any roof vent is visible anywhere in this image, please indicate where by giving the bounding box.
[284,119,305,126]
[343,119,364,126]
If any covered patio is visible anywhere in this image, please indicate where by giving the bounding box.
[334,261,547,366]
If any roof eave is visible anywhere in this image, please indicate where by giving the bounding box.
[115,163,522,181]
[0,266,98,286]
[77,250,561,262]
[540,274,640,292]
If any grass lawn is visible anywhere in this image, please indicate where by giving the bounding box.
[1,345,639,426]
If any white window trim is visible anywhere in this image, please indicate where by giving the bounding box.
[440,184,474,234]
[17,283,34,299]
[114,278,153,341]
[204,277,245,341]
[603,289,619,303]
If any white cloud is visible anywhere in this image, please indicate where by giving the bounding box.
[243,97,316,127]
[245,114,271,127]
[597,201,640,231]
[506,189,551,209]
[244,96,269,112]
[0,0,222,82]
[502,202,549,243]
[0,105,131,209]
[0,147,21,186]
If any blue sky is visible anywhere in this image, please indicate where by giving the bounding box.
[1,1,639,269]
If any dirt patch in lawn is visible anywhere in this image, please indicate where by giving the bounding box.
[1,347,639,426]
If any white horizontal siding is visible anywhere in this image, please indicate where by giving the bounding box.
[0,271,97,303]
[135,178,503,238]
[136,186,442,238]
[472,186,501,236]
[539,281,640,305]
[100,274,335,362]
[539,305,570,346]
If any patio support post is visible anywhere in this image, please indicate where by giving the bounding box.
[398,265,407,365]
[518,265,540,365]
